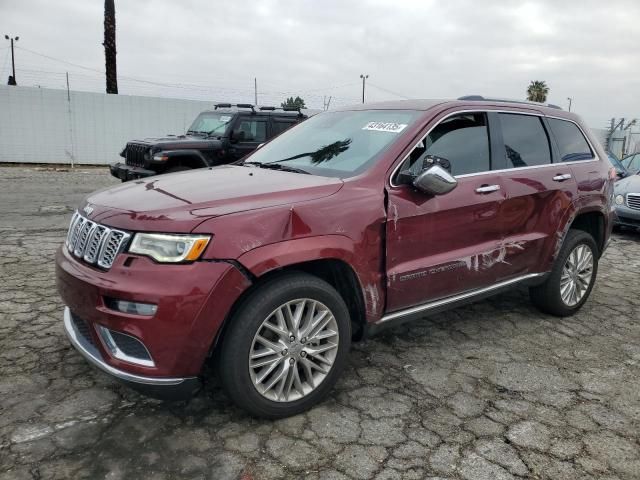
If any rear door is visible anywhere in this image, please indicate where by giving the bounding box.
[385,111,508,312]
[270,116,299,139]
[495,112,577,278]
[230,115,268,160]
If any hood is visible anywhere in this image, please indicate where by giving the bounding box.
[128,135,222,150]
[614,173,640,194]
[84,165,343,233]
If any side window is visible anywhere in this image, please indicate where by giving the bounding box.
[498,114,551,168]
[234,118,267,142]
[547,118,594,162]
[398,113,491,177]
[271,119,296,136]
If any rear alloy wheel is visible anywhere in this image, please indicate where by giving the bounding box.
[218,272,351,418]
[530,229,598,316]
[559,244,594,307]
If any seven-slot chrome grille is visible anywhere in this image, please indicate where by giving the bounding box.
[627,193,640,211]
[65,211,131,269]
[125,143,148,167]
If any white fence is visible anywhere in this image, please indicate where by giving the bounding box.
[0,85,213,165]
[0,85,620,164]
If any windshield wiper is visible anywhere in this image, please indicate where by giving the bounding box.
[243,161,310,175]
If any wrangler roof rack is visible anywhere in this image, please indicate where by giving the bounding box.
[457,95,562,110]
[214,103,256,112]
[213,103,304,116]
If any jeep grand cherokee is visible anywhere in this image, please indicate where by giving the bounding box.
[57,97,614,418]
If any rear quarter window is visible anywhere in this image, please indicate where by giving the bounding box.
[547,118,594,162]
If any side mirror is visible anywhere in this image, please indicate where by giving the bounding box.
[413,165,458,195]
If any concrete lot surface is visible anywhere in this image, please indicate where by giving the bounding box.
[1,166,639,480]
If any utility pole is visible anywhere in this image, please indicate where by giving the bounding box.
[66,72,75,168]
[103,0,118,94]
[254,77,258,105]
[360,74,368,103]
[567,97,572,112]
[4,35,18,85]
[323,95,332,111]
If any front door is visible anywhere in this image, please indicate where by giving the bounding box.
[385,111,507,313]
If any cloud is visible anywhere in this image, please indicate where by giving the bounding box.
[2,0,639,124]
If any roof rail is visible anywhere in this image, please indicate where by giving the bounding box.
[214,103,256,113]
[457,95,562,110]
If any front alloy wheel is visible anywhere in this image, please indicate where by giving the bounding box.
[218,272,351,418]
[249,299,339,402]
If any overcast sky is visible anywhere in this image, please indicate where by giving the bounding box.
[2,0,639,125]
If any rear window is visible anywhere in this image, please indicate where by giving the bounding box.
[499,114,551,168]
[547,118,594,162]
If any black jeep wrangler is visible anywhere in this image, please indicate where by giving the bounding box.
[110,104,308,181]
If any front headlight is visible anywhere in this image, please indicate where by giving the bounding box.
[615,194,624,205]
[129,233,210,263]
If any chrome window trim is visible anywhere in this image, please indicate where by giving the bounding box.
[376,273,544,324]
[388,109,600,187]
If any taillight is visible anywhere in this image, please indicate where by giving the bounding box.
[608,167,617,180]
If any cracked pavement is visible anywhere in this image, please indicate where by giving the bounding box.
[1,166,639,480]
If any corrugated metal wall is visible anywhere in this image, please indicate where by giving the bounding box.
[0,85,213,165]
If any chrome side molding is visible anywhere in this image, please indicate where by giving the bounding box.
[376,273,544,324]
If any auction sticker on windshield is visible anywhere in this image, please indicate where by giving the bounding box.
[220,116,232,122]
[362,122,408,133]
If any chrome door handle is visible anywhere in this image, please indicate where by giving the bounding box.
[475,184,500,194]
[553,173,572,181]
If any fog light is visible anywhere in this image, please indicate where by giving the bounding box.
[105,297,157,316]
[615,194,624,205]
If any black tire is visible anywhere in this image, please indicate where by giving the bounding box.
[530,229,599,317]
[217,272,351,418]
[165,165,191,174]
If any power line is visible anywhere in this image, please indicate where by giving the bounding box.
[11,46,364,108]
[367,82,411,99]
[0,47,10,81]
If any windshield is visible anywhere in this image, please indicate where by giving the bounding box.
[188,112,233,135]
[244,110,421,177]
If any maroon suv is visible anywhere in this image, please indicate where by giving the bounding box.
[57,97,614,418]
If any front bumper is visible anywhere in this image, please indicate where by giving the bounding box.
[110,162,156,181]
[614,204,640,228]
[64,307,201,399]
[56,246,251,392]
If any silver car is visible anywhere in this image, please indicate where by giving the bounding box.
[614,171,640,229]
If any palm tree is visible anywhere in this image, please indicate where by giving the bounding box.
[526,80,549,103]
[104,0,118,94]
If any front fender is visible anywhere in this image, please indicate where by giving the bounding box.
[156,150,209,167]
[236,236,384,322]
[238,235,355,277]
